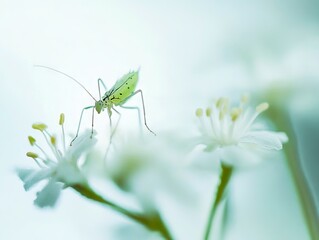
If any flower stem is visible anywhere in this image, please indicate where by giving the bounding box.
[204,163,233,240]
[268,107,319,240]
[71,184,173,240]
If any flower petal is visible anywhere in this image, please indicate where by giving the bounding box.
[16,169,35,182]
[219,146,265,167]
[34,180,63,208]
[188,145,221,171]
[65,130,97,162]
[55,160,86,185]
[17,168,52,190]
[240,131,286,150]
[276,132,289,143]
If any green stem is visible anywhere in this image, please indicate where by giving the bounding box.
[268,107,319,240]
[71,184,173,240]
[204,164,233,240]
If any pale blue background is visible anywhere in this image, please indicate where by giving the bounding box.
[1,0,318,239]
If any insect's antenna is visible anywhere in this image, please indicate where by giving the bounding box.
[34,65,97,101]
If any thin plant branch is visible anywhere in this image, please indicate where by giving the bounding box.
[71,183,173,240]
[203,163,233,240]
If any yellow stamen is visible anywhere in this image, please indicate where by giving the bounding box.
[28,136,36,146]
[26,152,38,159]
[59,113,65,125]
[195,108,203,117]
[206,108,212,117]
[256,102,269,113]
[32,123,47,131]
[50,136,56,145]
[216,97,225,109]
[230,108,242,121]
[216,98,230,113]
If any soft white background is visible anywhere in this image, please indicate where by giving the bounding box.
[1,0,318,239]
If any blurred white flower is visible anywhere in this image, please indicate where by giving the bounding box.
[17,115,97,207]
[193,96,288,167]
[106,134,193,213]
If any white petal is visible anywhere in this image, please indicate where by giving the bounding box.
[276,132,289,143]
[240,131,286,150]
[17,168,52,190]
[16,169,35,182]
[55,161,86,185]
[65,130,97,162]
[219,146,265,168]
[191,146,260,169]
[188,146,221,171]
[34,180,63,208]
[191,145,267,169]
[81,150,105,178]
[193,135,219,152]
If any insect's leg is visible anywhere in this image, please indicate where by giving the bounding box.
[125,89,156,136]
[110,107,121,139]
[91,107,95,138]
[97,78,107,100]
[70,105,94,146]
[104,108,121,160]
[120,105,142,135]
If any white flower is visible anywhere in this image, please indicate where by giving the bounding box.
[106,134,193,213]
[193,96,288,167]
[17,115,97,207]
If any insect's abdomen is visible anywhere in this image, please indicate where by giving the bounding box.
[111,71,138,106]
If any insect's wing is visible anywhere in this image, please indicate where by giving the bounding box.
[107,71,139,105]
[114,71,138,89]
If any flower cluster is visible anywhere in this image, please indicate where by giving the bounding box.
[17,95,289,239]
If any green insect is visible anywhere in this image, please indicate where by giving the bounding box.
[34,65,155,145]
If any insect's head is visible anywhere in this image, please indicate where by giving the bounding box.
[95,100,104,114]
